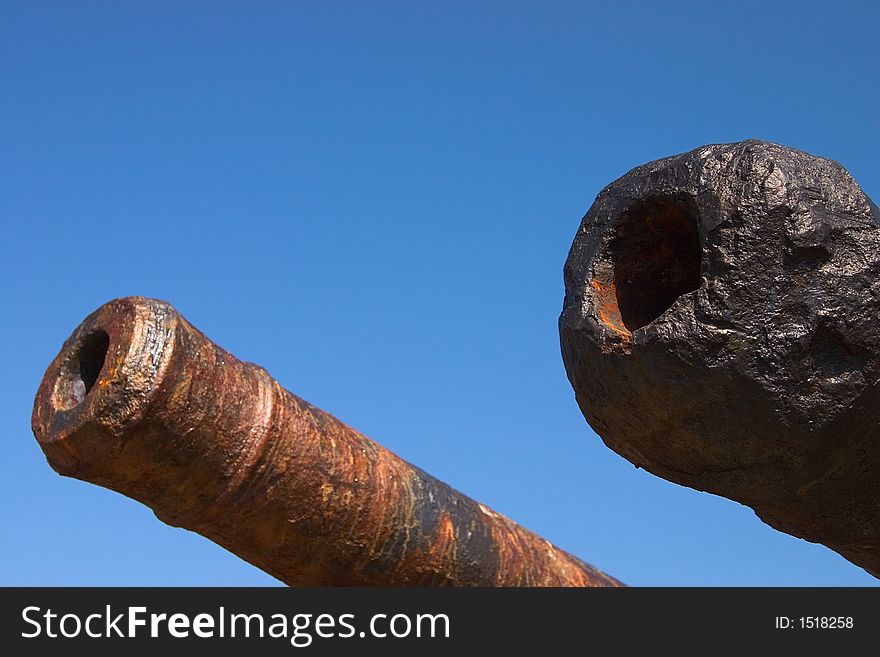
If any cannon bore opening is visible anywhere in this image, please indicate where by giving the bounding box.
[53,330,110,410]
[611,196,702,332]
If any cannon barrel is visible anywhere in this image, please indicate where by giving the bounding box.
[560,140,880,577]
[33,297,620,587]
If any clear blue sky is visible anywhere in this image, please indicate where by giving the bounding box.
[2,1,877,586]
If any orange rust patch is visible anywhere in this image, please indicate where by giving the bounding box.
[591,276,631,339]
[430,513,455,558]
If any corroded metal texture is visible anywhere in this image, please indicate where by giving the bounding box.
[33,297,620,587]
[560,140,880,577]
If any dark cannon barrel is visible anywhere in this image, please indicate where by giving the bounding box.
[33,297,620,587]
[560,140,880,577]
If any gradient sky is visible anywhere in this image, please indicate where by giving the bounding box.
[2,1,878,586]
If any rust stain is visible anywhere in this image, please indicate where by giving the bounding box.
[591,275,631,339]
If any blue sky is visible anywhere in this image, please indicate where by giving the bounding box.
[1,1,877,586]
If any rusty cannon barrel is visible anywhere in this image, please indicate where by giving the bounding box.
[560,139,880,577]
[33,297,620,587]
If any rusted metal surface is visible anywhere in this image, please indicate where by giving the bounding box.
[33,297,621,587]
[560,140,880,577]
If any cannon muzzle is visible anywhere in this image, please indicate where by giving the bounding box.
[560,140,880,577]
[33,297,620,586]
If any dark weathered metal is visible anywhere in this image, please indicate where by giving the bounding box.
[33,297,620,587]
[560,140,880,577]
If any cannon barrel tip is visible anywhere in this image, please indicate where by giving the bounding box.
[34,297,621,587]
[560,140,880,577]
